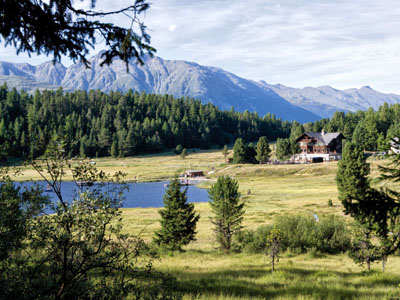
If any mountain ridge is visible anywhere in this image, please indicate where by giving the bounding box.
[260,81,400,118]
[1,53,399,121]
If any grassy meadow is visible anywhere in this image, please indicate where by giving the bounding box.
[10,149,400,299]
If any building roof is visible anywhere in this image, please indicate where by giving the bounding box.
[296,132,345,145]
[185,170,203,173]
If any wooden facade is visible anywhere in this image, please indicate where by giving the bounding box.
[295,132,345,161]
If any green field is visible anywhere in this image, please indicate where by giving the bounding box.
[11,149,400,299]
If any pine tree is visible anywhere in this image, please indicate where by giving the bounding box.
[209,176,245,253]
[336,141,370,202]
[233,138,247,163]
[255,136,271,164]
[154,177,200,250]
[352,120,369,150]
[110,140,118,158]
[275,138,291,160]
[337,140,400,272]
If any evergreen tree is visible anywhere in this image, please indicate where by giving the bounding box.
[222,145,230,159]
[336,142,370,202]
[255,136,271,164]
[209,176,245,253]
[1,0,154,69]
[337,140,400,272]
[348,223,381,271]
[110,140,118,158]
[275,138,291,160]
[233,138,247,163]
[245,142,257,164]
[377,133,389,152]
[352,120,369,150]
[154,177,200,250]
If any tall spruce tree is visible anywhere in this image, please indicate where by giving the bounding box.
[337,140,400,272]
[154,177,200,250]
[275,138,291,160]
[209,176,245,253]
[233,138,247,163]
[336,141,370,202]
[255,136,271,164]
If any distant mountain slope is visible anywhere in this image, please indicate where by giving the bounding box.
[0,53,320,122]
[2,52,400,121]
[0,75,60,94]
[60,53,319,122]
[260,81,400,118]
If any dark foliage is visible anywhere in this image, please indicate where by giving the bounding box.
[0,85,291,159]
[0,0,155,68]
[336,139,400,272]
[154,177,200,250]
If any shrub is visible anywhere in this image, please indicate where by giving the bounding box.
[233,214,351,255]
[314,215,351,254]
[274,214,316,253]
[233,225,273,253]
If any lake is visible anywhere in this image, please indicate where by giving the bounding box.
[16,181,210,208]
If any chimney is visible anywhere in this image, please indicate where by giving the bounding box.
[321,129,325,135]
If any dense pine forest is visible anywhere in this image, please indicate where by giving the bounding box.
[0,84,291,159]
[1,83,400,160]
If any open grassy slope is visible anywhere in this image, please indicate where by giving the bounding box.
[10,149,400,299]
[116,151,399,299]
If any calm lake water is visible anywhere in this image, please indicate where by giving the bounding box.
[16,181,209,208]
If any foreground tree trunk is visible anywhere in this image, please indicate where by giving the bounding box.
[382,254,387,273]
[271,255,275,272]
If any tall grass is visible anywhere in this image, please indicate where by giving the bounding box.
[9,149,400,299]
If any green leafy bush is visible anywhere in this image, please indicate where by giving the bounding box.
[314,215,350,254]
[233,214,351,255]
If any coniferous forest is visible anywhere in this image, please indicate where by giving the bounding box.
[0,84,291,159]
[1,82,400,160]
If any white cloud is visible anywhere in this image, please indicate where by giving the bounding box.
[2,0,400,93]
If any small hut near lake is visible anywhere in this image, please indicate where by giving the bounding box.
[185,170,204,178]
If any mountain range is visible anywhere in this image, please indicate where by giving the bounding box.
[1,52,399,122]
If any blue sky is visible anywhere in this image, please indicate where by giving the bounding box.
[2,0,400,93]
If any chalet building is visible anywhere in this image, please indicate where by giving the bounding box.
[294,131,346,162]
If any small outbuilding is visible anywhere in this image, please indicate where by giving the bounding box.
[185,170,204,178]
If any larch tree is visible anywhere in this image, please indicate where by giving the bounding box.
[209,176,245,253]
[154,177,200,251]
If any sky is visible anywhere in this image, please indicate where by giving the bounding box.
[2,0,400,93]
